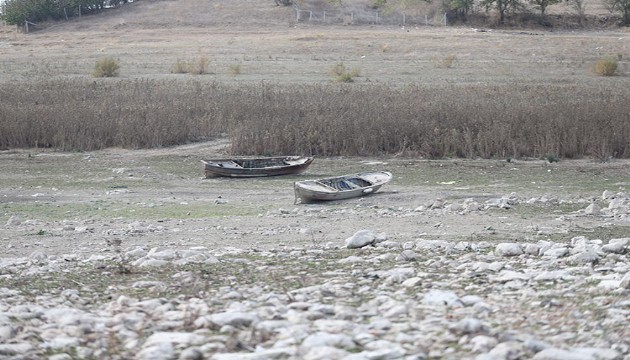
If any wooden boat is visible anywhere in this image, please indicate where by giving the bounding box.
[201,156,314,178]
[294,171,392,203]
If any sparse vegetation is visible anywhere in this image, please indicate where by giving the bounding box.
[92,57,120,78]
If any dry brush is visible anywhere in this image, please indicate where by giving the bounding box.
[1,79,628,159]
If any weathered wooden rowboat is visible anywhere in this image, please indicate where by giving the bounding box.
[201,156,314,178]
[294,171,392,203]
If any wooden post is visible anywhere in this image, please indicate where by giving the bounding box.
[443,13,447,25]
[402,13,405,26]
[323,11,326,23]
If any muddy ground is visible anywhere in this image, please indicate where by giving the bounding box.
[1,140,629,258]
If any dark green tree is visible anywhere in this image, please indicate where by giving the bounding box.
[1,0,32,25]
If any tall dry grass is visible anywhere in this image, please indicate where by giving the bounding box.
[1,79,628,159]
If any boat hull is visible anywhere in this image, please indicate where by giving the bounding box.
[294,171,392,203]
[202,156,314,178]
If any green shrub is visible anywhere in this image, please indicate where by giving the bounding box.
[594,58,617,76]
[93,57,120,78]
[546,154,559,163]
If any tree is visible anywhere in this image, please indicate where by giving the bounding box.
[530,0,562,14]
[1,0,32,25]
[443,0,475,20]
[605,0,630,25]
[479,0,524,24]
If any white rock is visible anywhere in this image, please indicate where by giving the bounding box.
[401,277,422,287]
[300,331,355,349]
[495,243,523,257]
[303,346,349,360]
[396,250,417,261]
[208,312,259,328]
[584,203,601,215]
[470,335,498,353]
[543,247,569,258]
[345,230,375,249]
[136,341,174,360]
[451,318,486,335]
[423,290,462,307]
[533,348,592,360]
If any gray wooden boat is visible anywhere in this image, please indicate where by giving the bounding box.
[294,171,392,203]
[201,156,313,178]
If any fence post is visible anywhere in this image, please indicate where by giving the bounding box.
[375,11,379,24]
[443,13,447,25]
[402,13,405,26]
[323,11,326,23]
[425,15,428,25]
[25,20,28,33]
[309,11,312,21]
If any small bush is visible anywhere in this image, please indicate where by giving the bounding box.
[594,58,618,76]
[93,57,120,78]
[432,54,457,69]
[170,59,189,74]
[170,57,209,75]
[331,62,360,82]
[443,54,457,68]
[189,57,209,75]
[546,154,559,163]
[228,64,242,75]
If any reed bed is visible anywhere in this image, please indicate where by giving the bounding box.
[1,78,628,159]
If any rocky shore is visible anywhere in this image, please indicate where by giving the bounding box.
[1,222,628,359]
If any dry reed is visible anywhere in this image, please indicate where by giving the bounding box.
[1,79,628,159]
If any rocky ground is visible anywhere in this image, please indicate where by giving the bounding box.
[0,144,629,359]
